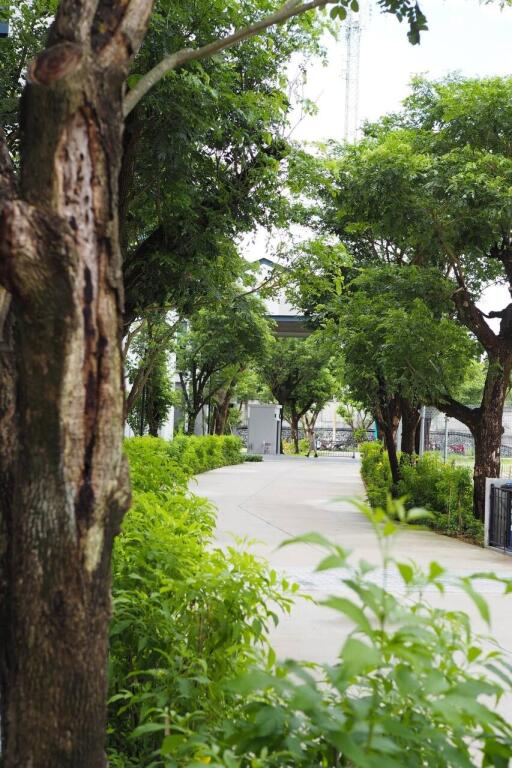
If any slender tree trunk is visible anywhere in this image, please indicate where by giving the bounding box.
[376,377,401,488]
[383,420,401,488]
[186,407,201,436]
[400,399,420,457]
[0,3,153,764]
[290,412,300,454]
[213,381,235,435]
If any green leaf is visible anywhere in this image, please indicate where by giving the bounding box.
[341,637,380,675]
[130,722,166,739]
[322,596,373,634]
[428,561,445,581]
[460,578,491,626]
[279,532,333,549]
[397,562,414,584]
[316,552,349,571]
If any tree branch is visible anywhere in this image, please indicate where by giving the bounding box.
[123,0,336,116]
[435,395,479,432]
[126,319,178,413]
[452,285,499,352]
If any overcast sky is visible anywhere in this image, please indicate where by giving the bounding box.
[293,0,512,142]
[248,0,512,316]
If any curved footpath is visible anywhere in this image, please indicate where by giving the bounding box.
[194,456,512,664]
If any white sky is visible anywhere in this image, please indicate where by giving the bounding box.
[246,0,512,316]
[293,0,512,142]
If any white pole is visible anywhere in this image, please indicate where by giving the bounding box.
[419,406,426,457]
[396,418,403,452]
[444,414,449,463]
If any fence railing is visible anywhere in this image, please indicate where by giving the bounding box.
[488,485,512,550]
[233,426,375,455]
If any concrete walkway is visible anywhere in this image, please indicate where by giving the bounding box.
[194,456,512,664]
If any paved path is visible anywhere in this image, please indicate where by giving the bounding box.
[194,456,512,664]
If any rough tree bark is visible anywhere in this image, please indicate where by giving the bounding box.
[213,379,236,435]
[289,411,301,454]
[400,398,420,457]
[448,276,512,521]
[0,2,153,765]
[375,378,401,488]
[440,354,512,522]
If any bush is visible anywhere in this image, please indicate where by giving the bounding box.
[109,440,293,766]
[167,434,243,474]
[206,501,512,767]
[359,442,483,543]
[282,437,309,455]
[124,436,189,493]
[243,454,264,462]
[125,434,244,484]
[359,441,392,508]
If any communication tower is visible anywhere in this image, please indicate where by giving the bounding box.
[342,1,371,143]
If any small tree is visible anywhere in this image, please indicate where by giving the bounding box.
[339,267,476,486]
[176,296,272,435]
[260,334,337,453]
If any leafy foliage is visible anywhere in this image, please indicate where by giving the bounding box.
[114,441,512,767]
[122,0,327,322]
[258,332,339,451]
[360,442,483,542]
[110,436,293,766]
[125,435,244,482]
[175,295,272,434]
[193,499,511,767]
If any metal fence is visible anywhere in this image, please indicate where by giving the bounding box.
[234,426,374,456]
[420,407,512,474]
[488,484,512,550]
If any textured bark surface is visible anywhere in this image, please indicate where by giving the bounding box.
[0,2,153,765]
[400,399,420,457]
[450,274,512,521]
[213,380,235,435]
[472,353,511,522]
[375,384,401,487]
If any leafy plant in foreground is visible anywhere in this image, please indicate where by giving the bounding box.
[108,439,295,767]
[195,500,512,767]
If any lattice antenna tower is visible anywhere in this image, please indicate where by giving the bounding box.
[342,0,370,143]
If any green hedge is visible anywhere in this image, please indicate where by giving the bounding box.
[124,434,243,485]
[359,442,483,543]
[109,439,510,766]
[167,434,243,474]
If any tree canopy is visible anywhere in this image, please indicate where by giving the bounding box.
[175,294,272,434]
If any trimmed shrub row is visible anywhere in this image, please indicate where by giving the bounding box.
[124,434,243,486]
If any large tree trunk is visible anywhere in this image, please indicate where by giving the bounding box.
[472,353,511,522]
[400,399,420,457]
[438,353,512,522]
[0,3,153,765]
